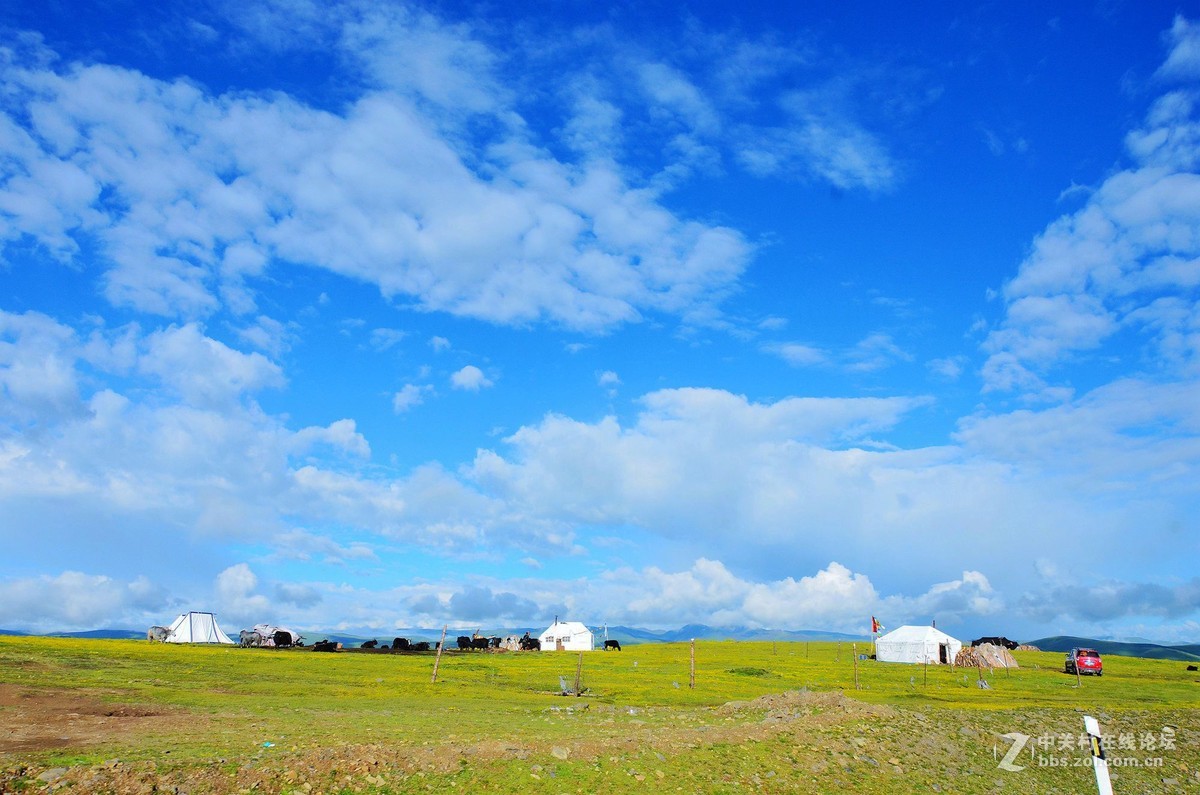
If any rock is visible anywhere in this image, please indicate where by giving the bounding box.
[551,747,569,760]
[37,768,69,783]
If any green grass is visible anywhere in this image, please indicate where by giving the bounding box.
[0,636,1196,793]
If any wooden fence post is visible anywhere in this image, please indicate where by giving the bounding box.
[853,643,859,690]
[689,638,696,689]
[574,651,583,696]
[430,625,448,684]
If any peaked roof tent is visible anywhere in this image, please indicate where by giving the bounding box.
[166,611,235,644]
[875,624,962,664]
[537,619,594,651]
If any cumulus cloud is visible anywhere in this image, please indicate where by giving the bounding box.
[392,383,429,412]
[216,563,272,621]
[448,585,541,621]
[270,529,378,565]
[0,22,753,333]
[1157,16,1200,80]
[0,571,173,632]
[983,27,1200,394]
[139,324,285,407]
[450,365,493,390]
[0,310,85,424]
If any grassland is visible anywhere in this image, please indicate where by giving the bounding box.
[0,635,1196,793]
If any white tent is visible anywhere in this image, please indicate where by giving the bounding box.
[538,620,594,651]
[875,625,961,664]
[251,623,303,646]
[166,611,235,644]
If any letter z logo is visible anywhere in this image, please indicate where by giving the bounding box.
[997,732,1030,772]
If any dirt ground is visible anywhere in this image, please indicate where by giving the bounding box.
[0,685,909,793]
[0,684,193,754]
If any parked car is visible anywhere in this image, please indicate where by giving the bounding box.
[1065,647,1103,676]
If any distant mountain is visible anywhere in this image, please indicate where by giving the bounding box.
[5,626,1195,657]
[44,628,145,640]
[602,625,866,645]
[1026,635,1200,662]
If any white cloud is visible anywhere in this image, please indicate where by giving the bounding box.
[0,571,171,631]
[0,32,753,333]
[637,62,721,135]
[765,341,827,367]
[1157,16,1200,80]
[450,364,493,390]
[370,328,407,351]
[765,335,910,372]
[846,333,911,372]
[0,309,84,423]
[392,383,429,412]
[983,47,1200,393]
[736,89,897,191]
[927,355,967,380]
[235,315,291,357]
[270,529,378,565]
[139,324,285,406]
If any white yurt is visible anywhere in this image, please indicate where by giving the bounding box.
[875,625,961,664]
[538,619,594,651]
[166,611,235,644]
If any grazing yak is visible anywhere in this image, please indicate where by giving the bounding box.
[604,639,622,651]
[471,636,490,650]
[239,630,263,647]
[147,626,173,643]
[361,639,378,649]
[457,635,473,650]
[412,641,431,652]
[273,630,295,648]
[392,637,410,651]
[312,640,338,652]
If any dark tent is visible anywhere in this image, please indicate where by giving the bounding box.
[971,636,1018,650]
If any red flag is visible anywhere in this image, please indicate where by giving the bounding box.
[871,616,881,633]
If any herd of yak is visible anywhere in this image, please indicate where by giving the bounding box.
[230,630,544,652]
[149,625,622,652]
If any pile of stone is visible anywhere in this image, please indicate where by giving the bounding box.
[955,643,1019,669]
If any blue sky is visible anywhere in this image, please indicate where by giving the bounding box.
[1,1,1198,643]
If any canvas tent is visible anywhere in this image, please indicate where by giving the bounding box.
[251,623,303,646]
[538,620,594,651]
[875,625,962,664]
[166,611,235,644]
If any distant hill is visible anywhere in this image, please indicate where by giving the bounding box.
[4,626,1195,657]
[1026,635,1200,662]
[604,625,866,644]
[49,628,146,640]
